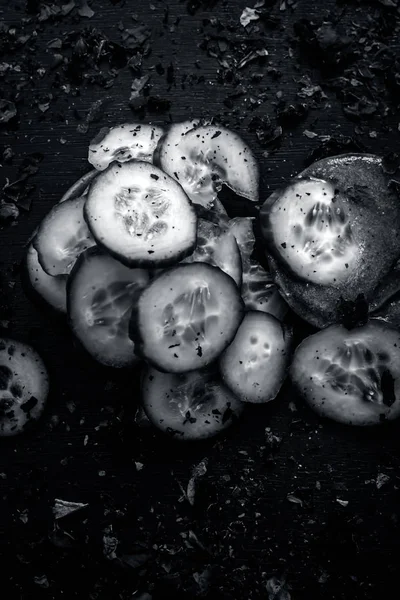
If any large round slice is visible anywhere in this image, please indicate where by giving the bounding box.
[68,248,149,368]
[263,177,360,286]
[84,161,197,268]
[88,123,164,171]
[220,311,292,403]
[158,122,259,208]
[25,243,67,313]
[33,195,96,276]
[141,366,244,440]
[260,154,400,328]
[290,321,400,425]
[130,262,244,373]
[0,338,49,436]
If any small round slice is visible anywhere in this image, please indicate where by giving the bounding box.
[25,243,67,313]
[68,248,149,368]
[0,338,49,436]
[33,195,96,276]
[182,218,242,286]
[130,262,244,373]
[290,321,400,425]
[219,311,292,403]
[158,122,259,208]
[59,170,98,204]
[84,161,197,268]
[88,123,164,171]
[142,366,244,440]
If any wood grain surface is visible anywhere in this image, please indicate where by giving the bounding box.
[1,1,400,599]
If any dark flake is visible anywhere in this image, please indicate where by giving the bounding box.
[0,365,12,390]
[380,369,396,407]
[0,100,17,124]
[20,395,38,413]
[337,294,369,330]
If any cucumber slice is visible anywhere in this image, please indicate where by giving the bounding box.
[33,195,96,276]
[194,204,231,227]
[227,216,288,319]
[290,321,400,426]
[219,311,292,403]
[182,218,242,286]
[241,262,288,320]
[154,119,200,171]
[25,243,67,313]
[262,177,360,286]
[141,366,244,440]
[84,161,197,268]
[130,262,244,373]
[227,217,256,265]
[0,337,49,436]
[68,248,149,368]
[59,170,98,204]
[88,123,164,171]
[260,154,400,329]
[158,122,259,208]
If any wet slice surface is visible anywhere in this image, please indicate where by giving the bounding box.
[133,263,244,373]
[262,155,400,328]
[68,250,149,367]
[142,367,244,440]
[0,339,48,436]
[290,323,400,425]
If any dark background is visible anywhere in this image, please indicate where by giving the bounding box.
[1,0,400,599]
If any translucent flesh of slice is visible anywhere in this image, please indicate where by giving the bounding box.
[268,178,359,286]
[0,338,49,436]
[69,251,149,367]
[34,196,96,276]
[26,244,67,313]
[220,312,291,403]
[228,217,288,319]
[291,323,400,425]
[89,123,164,171]
[160,124,259,208]
[85,162,197,266]
[142,366,244,440]
[182,218,242,286]
[242,262,288,320]
[135,263,243,372]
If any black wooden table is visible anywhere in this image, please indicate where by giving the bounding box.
[1,1,400,599]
